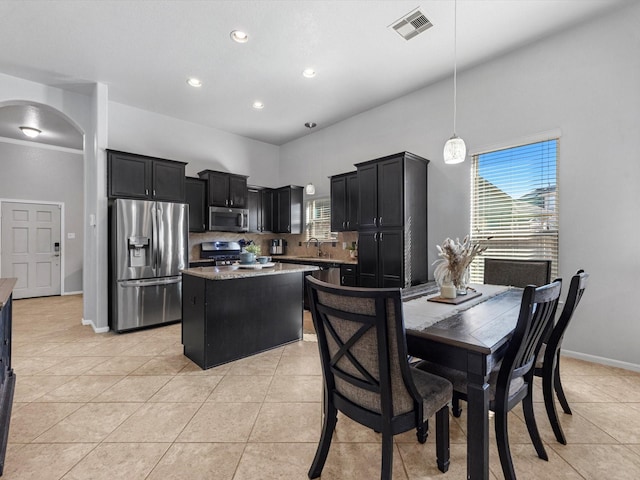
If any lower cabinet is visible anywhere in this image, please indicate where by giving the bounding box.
[357,230,403,288]
[340,264,358,286]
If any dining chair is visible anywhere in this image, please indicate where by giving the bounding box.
[534,269,589,445]
[417,280,562,480]
[305,276,453,480]
[484,258,552,287]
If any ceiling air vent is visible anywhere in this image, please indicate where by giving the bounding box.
[389,8,433,41]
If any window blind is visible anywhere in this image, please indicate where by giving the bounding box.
[306,198,335,241]
[470,139,559,283]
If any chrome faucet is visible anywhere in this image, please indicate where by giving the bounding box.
[306,237,323,257]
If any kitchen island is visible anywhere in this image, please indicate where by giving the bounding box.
[181,263,318,369]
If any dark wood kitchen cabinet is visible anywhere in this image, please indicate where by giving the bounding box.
[356,152,429,288]
[330,171,358,231]
[0,278,16,476]
[340,264,358,287]
[273,186,303,234]
[107,150,186,202]
[185,177,207,232]
[247,186,273,233]
[198,170,248,208]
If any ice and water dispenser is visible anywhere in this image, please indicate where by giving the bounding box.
[127,236,150,267]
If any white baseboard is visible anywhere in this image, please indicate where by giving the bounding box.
[562,349,640,373]
[81,318,110,334]
[63,290,83,296]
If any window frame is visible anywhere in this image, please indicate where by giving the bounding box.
[470,138,559,283]
[305,197,336,242]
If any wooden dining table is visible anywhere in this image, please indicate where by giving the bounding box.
[402,283,523,480]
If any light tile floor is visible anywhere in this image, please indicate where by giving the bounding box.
[5,294,640,479]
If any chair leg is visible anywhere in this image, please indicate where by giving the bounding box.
[554,356,572,415]
[308,403,338,479]
[435,406,450,473]
[495,405,517,480]
[523,388,548,461]
[543,359,567,445]
[381,429,394,480]
[452,394,463,418]
[416,420,428,444]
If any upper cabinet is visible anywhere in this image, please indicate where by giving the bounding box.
[355,152,429,288]
[107,150,186,202]
[330,171,358,232]
[358,156,404,229]
[185,177,207,232]
[247,186,273,233]
[273,186,303,234]
[198,170,248,208]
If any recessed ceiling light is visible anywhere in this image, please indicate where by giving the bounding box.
[187,78,202,87]
[304,122,317,129]
[302,68,316,78]
[253,101,264,110]
[19,126,41,138]
[230,30,248,43]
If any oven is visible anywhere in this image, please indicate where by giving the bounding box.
[199,241,241,265]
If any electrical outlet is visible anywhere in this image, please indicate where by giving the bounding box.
[342,242,347,249]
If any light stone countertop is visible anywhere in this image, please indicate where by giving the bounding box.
[182,262,319,281]
[0,278,18,308]
[274,255,357,265]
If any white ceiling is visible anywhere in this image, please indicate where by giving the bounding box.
[0,0,628,147]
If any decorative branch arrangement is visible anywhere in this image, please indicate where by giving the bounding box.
[433,235,487,290]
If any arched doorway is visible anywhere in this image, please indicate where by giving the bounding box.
[0,101,85,299]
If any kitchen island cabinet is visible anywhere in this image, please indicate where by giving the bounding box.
[181,263,317,369]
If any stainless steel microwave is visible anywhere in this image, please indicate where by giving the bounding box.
[209,206,249,232]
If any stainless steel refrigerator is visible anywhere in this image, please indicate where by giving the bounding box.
[110,199,188,333]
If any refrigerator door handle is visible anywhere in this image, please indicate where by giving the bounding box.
[119,277,181,288]
[152,203,159,276]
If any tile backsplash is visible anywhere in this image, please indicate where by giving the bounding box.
[189,231,358,262]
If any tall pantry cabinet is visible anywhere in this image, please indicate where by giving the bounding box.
[356,152,429,288]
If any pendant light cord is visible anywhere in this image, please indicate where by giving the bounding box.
[453,0,458,136]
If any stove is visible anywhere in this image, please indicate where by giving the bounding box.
[200,241,241,266]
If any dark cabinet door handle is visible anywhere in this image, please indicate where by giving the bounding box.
[373,217,377,227]
[379,217,383,226]
[374,232,378,241]
[380,232,383,241]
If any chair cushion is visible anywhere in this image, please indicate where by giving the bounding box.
[415,360,524,402]
[409,366,453,417]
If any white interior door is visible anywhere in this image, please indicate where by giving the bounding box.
[1,201,62,299]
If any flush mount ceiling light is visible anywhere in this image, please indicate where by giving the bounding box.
[230,30,248,43]
[305,183,316,195]
[304,122,317,129]
[19,126,41,138]
[187,77,202,87]
[302,68,316,78]
[443,0,467,165]
[252,101,264,110]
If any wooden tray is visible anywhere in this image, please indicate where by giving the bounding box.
[428,290,482,305]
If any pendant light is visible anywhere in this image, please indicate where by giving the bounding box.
[305,183,316,195]
[443,0,466,164]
